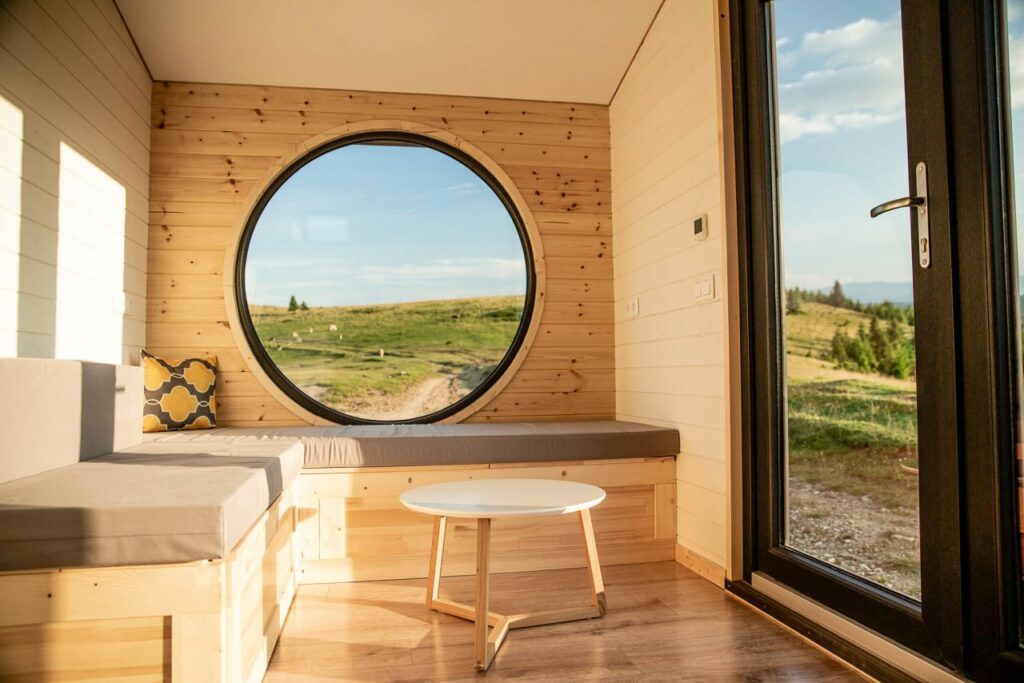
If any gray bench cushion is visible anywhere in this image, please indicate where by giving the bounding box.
[144,420,680,468]
[0,440,303,571]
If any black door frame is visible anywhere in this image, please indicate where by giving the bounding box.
[727,0,995,672]
[732,0,1024,678]
[956,0,1024,679]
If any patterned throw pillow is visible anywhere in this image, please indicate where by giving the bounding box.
[141,351,218,432]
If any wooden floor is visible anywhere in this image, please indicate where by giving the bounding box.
[265,562,864,681]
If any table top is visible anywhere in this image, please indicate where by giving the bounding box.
[399,479,606,519]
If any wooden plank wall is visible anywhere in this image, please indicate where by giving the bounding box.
[610,0,729,569]
[0,0,150,363]
[147,82,615,425]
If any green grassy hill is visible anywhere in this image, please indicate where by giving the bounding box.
[249,295,523,414]
[786,301,869,359]
[784,301,918,508]
[786,302,915,388]
[785,301,922,597]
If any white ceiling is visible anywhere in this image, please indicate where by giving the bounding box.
[116,0,662,105]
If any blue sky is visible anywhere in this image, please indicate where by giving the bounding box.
[244,144,527,307]
[777,0,1024,292]
[774,0,913,290]
[1008,0,1024,267]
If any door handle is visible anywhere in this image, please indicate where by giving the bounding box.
[869,196,924,217]
[868,162,930,269]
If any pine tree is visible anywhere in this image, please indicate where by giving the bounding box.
[831,328,849,366]
[827,280,847,308]
[886,319,902,345]
[888,340,915,379]
[868,316,889,361]
[299,300,309,311]
[288,295,299,312]
[849,335,878,372]
[786,288,802,314]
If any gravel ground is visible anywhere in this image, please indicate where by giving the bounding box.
[788,478,921,599]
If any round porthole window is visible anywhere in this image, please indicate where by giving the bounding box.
[235,131,537,424]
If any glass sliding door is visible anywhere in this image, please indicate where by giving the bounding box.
[736,0,1024,676]
[773,0,922,600]
[733,0,965,667]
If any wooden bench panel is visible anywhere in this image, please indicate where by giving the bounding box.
[0,483,298,683]
[296,457,676,583]
[0,615,170,681]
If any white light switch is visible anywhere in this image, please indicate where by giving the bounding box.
[625,296,640,320]
[693,275,715,302]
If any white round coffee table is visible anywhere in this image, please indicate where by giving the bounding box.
[400,479,607,671]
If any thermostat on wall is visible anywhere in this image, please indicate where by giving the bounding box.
[693,213,709,241]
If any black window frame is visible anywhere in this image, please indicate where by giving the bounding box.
[963,0,1024,678]
[233,130,538,425]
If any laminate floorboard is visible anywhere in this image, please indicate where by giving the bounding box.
[265,561,865,682]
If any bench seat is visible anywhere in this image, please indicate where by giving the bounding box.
[0,439,303,571]
[143,420,680,468]
[142,420,681,584]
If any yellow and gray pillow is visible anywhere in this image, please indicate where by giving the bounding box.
[142,351,217,432]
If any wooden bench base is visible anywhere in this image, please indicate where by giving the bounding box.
[426,510,608,671]
[0,483,298,682]
[0,457,675,678]
[297,456,677,584]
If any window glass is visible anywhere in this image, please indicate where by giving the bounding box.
[240,138,531,422]
[773,0,922,599]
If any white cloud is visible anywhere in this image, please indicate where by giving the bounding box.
[798,17,897,64]
[288,215,351,243]
[245,256,355,270]
[776,15,905,142]
[1009,31,1024,109]
[360,257,523,281]
[444,182,483,193]
[1010,0,1024,23]
[245,256,526,305]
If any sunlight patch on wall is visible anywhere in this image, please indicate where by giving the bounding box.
[55,142,126,364]
[0,95,23,357]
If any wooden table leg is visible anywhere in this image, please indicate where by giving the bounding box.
[475,517,492,671]
[578,509,607,615]
[424,511,603,672]
[426,516,447,609]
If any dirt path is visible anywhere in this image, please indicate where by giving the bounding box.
[789,478,921,598]
[299,384,328,402]
[300,375,468,420]
[367,376,463,421]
